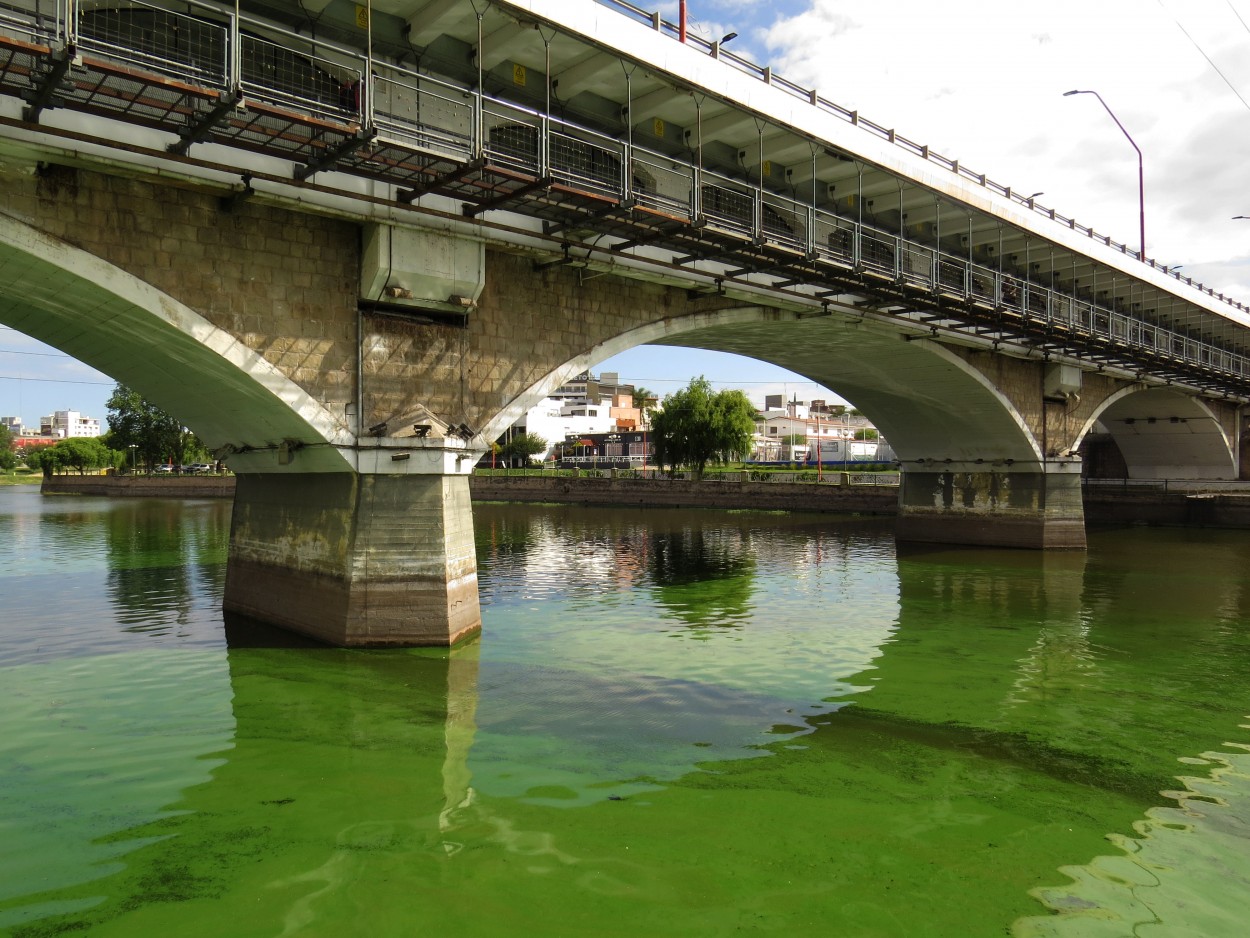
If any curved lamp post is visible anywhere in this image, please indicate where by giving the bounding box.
[1064,89,1145,261]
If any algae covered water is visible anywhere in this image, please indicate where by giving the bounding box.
[2,488,1250,936]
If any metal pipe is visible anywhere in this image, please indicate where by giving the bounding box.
[680,0,686,42]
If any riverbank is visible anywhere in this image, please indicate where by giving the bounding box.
[40,474,1250,530]
[41,474,236,498]
[40,473,900,515]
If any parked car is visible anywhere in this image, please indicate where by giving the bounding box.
[154,464,173,473]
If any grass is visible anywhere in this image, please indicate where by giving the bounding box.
[1,468,42,486]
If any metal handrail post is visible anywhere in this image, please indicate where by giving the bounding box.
[229,1,241,93]
[63,0,77,45]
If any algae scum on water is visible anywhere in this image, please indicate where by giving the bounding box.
[2,492,1250,935]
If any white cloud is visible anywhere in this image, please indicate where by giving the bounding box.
[753,0,1250,293]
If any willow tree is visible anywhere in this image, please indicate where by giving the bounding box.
[650,377,756,480]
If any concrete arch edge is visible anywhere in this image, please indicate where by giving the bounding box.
[1076,385,1236,480]
[479,303,1045,468]
[0,209,352,470]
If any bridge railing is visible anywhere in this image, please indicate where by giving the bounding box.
[592,2,1250,315]
[74,0,229,88]
[0,0,56,43]
[371,65,475,163]
[7,0,1250,387]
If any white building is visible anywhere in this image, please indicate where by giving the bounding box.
[1,416,23,436]
[753,410,886,462]
[506,397,615,459]
[40,410,102,439]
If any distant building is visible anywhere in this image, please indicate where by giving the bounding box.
[556,429,654,469]
[13,436,58,453]
[40,410,102,439]
[496,371,642,461]
[1,416,23,437]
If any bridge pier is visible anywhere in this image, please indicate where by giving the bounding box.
[224,469,481,646]
[895,464,1086,550]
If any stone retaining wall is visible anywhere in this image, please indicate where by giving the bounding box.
[41,475,236,498]
[40,473,899,514]
[469,474,899,514]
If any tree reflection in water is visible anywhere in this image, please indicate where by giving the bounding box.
[647,526,756,635]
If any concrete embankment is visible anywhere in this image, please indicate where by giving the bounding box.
[1084,489,1250,529]
[469,474,899,514]
[41,473,899,514]
[47,475,1250,530]
[41,475,236,498]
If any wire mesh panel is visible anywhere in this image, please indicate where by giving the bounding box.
[760,191,806,251]
[998,272,1024,313]
[900,241,935,290]
[859,228,897,278]
[701,171,756,238]
[811,209,855,267]
[76,0,228,87]
[482,97,543,176]
[933,257,966,295]
[631,148,694,218]
[548,119,624,200]
[372,68,474,162]
[240,31,361,123]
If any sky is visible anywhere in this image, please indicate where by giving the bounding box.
[3,0,1249,425]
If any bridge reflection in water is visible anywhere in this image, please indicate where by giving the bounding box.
[5,503,1250,934]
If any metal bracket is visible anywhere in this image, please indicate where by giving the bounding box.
[294,127,377,181]
[396,157,485,204]
[168,89,243,155]
[22,45,74,123]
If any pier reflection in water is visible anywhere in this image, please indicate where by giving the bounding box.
[3,491,1250,935]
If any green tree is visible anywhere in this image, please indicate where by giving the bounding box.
[0,423,15,471]
[651,377,756,480]
[500,432,549,467]
[54,437,117,474]
[853,428,879,440]
[26,446,64,478]
[106,384,187,470]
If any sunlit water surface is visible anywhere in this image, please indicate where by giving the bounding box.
[2,488,1250,936]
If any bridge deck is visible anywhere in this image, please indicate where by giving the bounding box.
[2,0,1248,397]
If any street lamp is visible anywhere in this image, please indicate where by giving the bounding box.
[128,443,137,474]
[1064,89,1145,261]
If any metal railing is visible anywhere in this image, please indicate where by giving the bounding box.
[75,0,229,87]
[4,0,1249,387]
[593,0,1250,313]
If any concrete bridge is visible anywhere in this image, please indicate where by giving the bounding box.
[1,0,1248,646]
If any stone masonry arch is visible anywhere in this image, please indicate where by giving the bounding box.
[0,207,351,468]
[1077,387,1237,480]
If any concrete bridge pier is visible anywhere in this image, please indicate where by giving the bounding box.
[895,462,1086,550]
[224,453,481,647]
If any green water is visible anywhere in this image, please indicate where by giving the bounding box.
[2,490,1249,936]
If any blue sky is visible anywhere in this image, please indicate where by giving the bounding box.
[4,0,1249,425]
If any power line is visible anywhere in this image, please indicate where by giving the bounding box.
[0,374,113,386]
[1226,0,1250,37]
[1160,0,1250,112]
[0,348,75,358]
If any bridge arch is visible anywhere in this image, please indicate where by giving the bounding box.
[484,304,1045,467]
[0,210,351,468]
[1078,386,1236,480]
